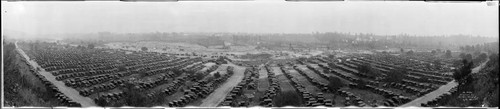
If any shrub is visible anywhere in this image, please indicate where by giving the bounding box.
[383,66,407,83]
[327,76,345,91]
[88,44,95,49]
[141,47,148,51]
[122,83,152,106]
[193,72,205,81]
[358,63,381,78]
[446,50,452,58]
[214,72,221,78]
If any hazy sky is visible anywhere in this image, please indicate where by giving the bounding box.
[2,1,499,37]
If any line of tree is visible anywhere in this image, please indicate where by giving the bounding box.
[3,41,63,106]
[459,42,499,54]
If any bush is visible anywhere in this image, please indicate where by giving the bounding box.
[446,50,452,58]
[407,50,414,55]
[358,64,373,75]
[460,53,466,59]
[88,44,95,49]
[193,72,205,81]
[95,97,109,107]
[141,47,148,51]
[490,88,499,107]
[122,83,152,106]
[465,54,473,62]
[358,63,380,78]
[214,72,221,78]
[383,66,407,83]
[327,76,345,91]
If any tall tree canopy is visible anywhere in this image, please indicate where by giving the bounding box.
[453,59,473,85]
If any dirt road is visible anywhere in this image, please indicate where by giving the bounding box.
[257,65,270,91]
[199,63,246,107]
[15,42,97,107]
[401,59,490,107]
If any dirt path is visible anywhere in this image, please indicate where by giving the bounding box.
[199,63,246,107]
[15,42,97,107]
[471,58,489,74]
[401,59,490,107]
[257,66,270,92]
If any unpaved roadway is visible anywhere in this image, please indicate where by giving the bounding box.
[401,59,490,107]
[199,63,246,107]
[15,42,97,107]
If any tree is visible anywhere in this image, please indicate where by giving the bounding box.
[487,54,499,83]
[459,53,466,59]
[400,48,404,53]
[431,50,437,55]
[453,59,473,85]
[383,66,407,83]
[407,50,414,55]
[205,76,215,82]
[95,97,109,107]
[465,54,473,62]
[214,72,221,78]
[474,51,481,56]
[152,92,167,105]
[193,72,205,81]
[327,76,345,91]
[358,63,380,78]
[446,50,452,58]
[88,44,95,49]
[433,60,442,69]
[477,53,488,62]
[141,47,148,51]
[358,64,373,75]
[122,82,152,106]
[490,88,499,107]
